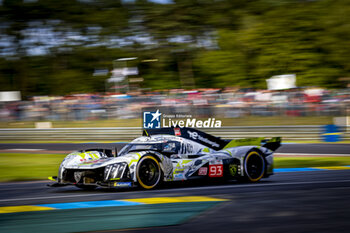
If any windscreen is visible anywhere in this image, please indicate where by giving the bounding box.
[118,143,162,156]
[118,142,180,156]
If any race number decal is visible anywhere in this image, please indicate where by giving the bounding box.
[209,164,223,177]
[198,167,208,176]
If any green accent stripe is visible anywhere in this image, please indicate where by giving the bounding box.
[224,137,264,148]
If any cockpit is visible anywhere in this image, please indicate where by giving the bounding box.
[118,141,181,156]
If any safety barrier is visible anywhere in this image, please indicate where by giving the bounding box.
[0,126,349,141]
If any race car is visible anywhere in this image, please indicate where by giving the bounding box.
[48,127,280,190]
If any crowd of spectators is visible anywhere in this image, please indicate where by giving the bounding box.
[1,88,350,122]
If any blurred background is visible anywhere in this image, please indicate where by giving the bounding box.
[1,3,350,232]
[0,0,350,128]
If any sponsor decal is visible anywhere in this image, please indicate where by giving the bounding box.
[78,159,103,165]
[198,167,208,176]
[114,182,132,187]
[163,118,221,128]
[209,164,223,177]
[229,164,238,176]
[174,127,181,136]
[174,173,184,179]
[187,131,220,148]
[174,168,185,174]
[143,109,162,129]
[209,160,223,165]
[142,109,222,129]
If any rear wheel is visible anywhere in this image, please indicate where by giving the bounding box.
[243,150,265,182]
[136,155,162,189]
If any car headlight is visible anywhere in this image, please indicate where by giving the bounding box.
[104,163,127,181]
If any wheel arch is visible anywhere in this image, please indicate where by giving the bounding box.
[138,151,167,172]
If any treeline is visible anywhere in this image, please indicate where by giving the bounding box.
[0,0,349,98]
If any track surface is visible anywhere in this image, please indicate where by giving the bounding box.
[1,142,350,155]
[1,142,350,232]
[1,170,350,232]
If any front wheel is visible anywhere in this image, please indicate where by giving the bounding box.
[243,150,265,182]
[136,155,163,189]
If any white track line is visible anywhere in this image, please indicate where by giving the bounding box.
[1,179,350,203]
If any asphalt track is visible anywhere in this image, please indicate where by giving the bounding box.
[1,170,350,232]
[1,142,350,155]
[1,143,350,232]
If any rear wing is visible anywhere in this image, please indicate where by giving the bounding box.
[143,127,281,151]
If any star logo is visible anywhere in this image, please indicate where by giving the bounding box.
[143,109,162,129]
[151,109,162,122]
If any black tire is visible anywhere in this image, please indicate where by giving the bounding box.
[243,149,265,182]
[136,155,163,189]
[75,184,97,190]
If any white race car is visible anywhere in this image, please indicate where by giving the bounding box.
[49,127,280,190]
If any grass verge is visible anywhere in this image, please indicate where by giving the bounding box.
[0,153,66,182]
[0,153,350,182]
[275,157,350,168]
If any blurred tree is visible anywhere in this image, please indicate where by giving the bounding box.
[194,0,349,89]
[0,0,349,97]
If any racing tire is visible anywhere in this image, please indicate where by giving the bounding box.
[136,155,163,189]
[75,184,97,190]
[242,149,265,182]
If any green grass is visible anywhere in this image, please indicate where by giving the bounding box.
[0,153,66,182]
[274,157,350,168]
[0,153,350,182]
[283,140,350,144]
[0,116,333,128]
